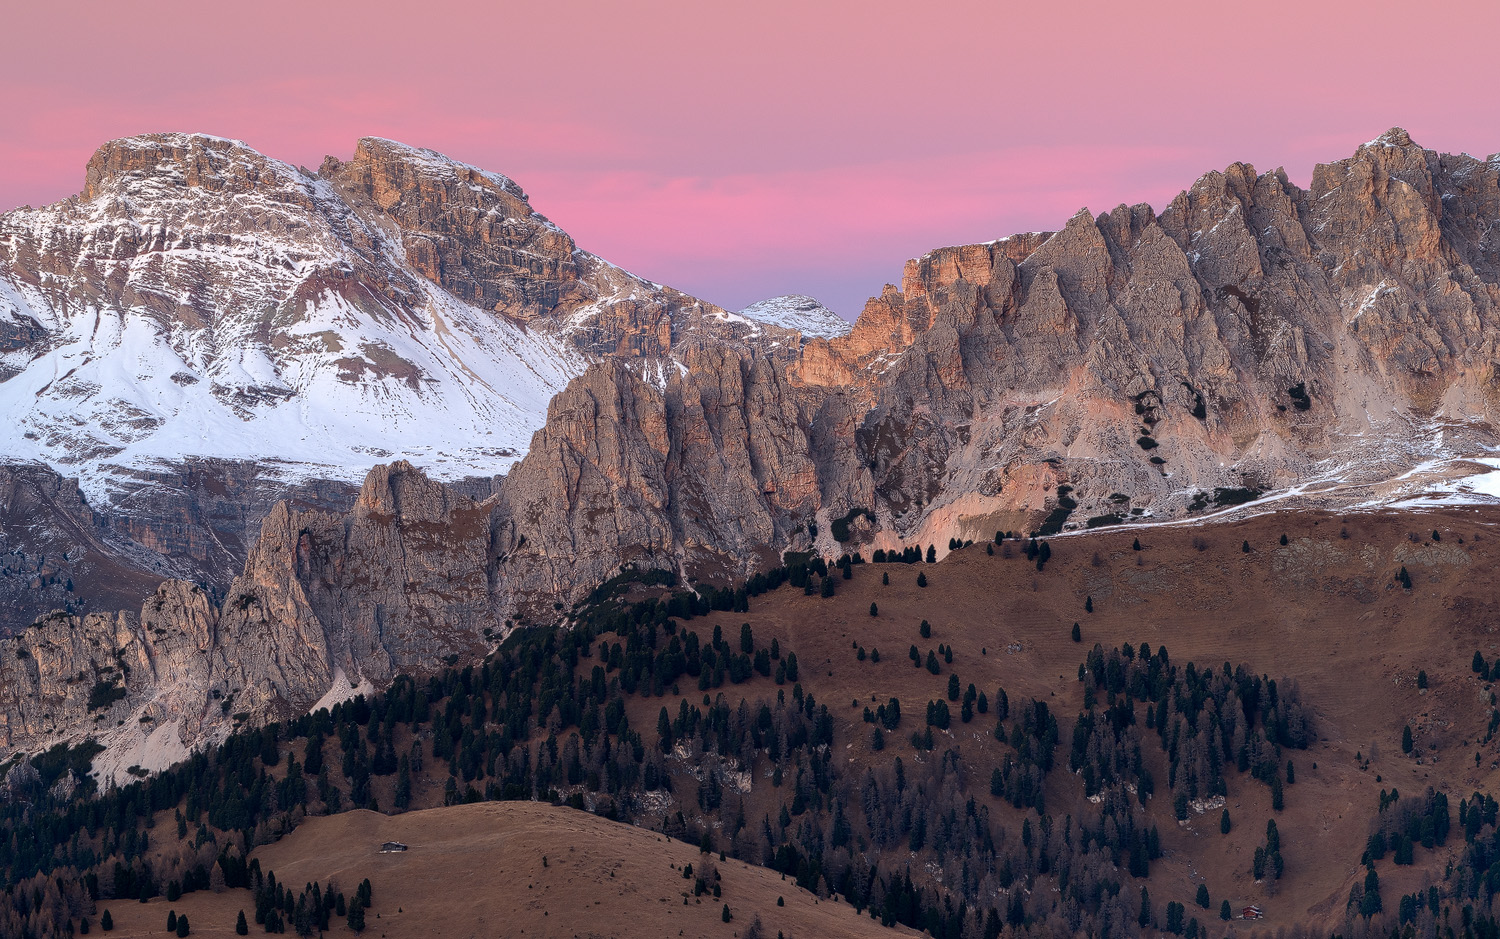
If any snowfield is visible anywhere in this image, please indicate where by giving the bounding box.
[738,295,852,339]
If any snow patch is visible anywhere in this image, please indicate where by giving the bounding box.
[737,295,852,339]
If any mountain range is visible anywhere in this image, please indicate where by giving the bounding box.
[4,127,1500,762]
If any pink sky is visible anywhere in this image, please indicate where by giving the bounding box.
[4,0,1498,317]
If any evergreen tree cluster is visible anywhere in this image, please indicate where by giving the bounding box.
[1074,643,1312,809]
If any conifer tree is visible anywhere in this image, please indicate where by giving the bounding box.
[236,910,249,936]
[101,910,113,931]
[869,602,878,617]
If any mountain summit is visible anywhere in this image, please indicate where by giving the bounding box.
[0,133,784,508]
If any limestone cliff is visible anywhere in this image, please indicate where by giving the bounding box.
[0,462,494,771]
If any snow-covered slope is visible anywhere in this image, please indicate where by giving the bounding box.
[737,295,851,339]
[0,133,777,506]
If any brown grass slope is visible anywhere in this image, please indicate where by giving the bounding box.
[690,507,1500,932]
[98,506,1500,938]
[100,802,911,939]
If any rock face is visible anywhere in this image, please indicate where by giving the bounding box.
[493,343,820,609]
[0,461,496,769]
[0,463,169,634]
[8,128,1500,764]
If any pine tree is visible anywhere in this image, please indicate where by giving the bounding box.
[947,674,960,701]
[236,911,249,936]
[1399,566,1412,589]
[176,913,190,937]
[1360,867,1382,917]
[1280,533,1288,545]
[926,545,936,563]
[1242,540,1251,553]
[1402,725,1414,754]
[1133,538,1142,551]
[1196,884,1210,909]
[1220,900,1232,921]
[1476,651,1488,674]
[881,572,889,586]
[1071,623,1081,642]
[916,572,927,588]
[167,910,178,932]
[100,910,113,932]
[1220,809,1231,834]
[1084,596,1093,613]
[722,904,732,922]
[869,602,878,617]
[920,620,931,638]
[1166,900,1184,934]
[1417,670,1428,689]
[1138,887,1151,927]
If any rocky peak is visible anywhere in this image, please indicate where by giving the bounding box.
[736,295,851,339]
[354,458,478,522]
[1368,126,1416,149]
[82,132,310,203]
[321,138,583,321]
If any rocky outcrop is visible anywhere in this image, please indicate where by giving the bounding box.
[493,343,819,608]
[0,464,169,636]
[0,461,498,762]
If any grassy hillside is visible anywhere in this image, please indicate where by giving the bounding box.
[97,802,908,938]
[6,506,1500,939]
